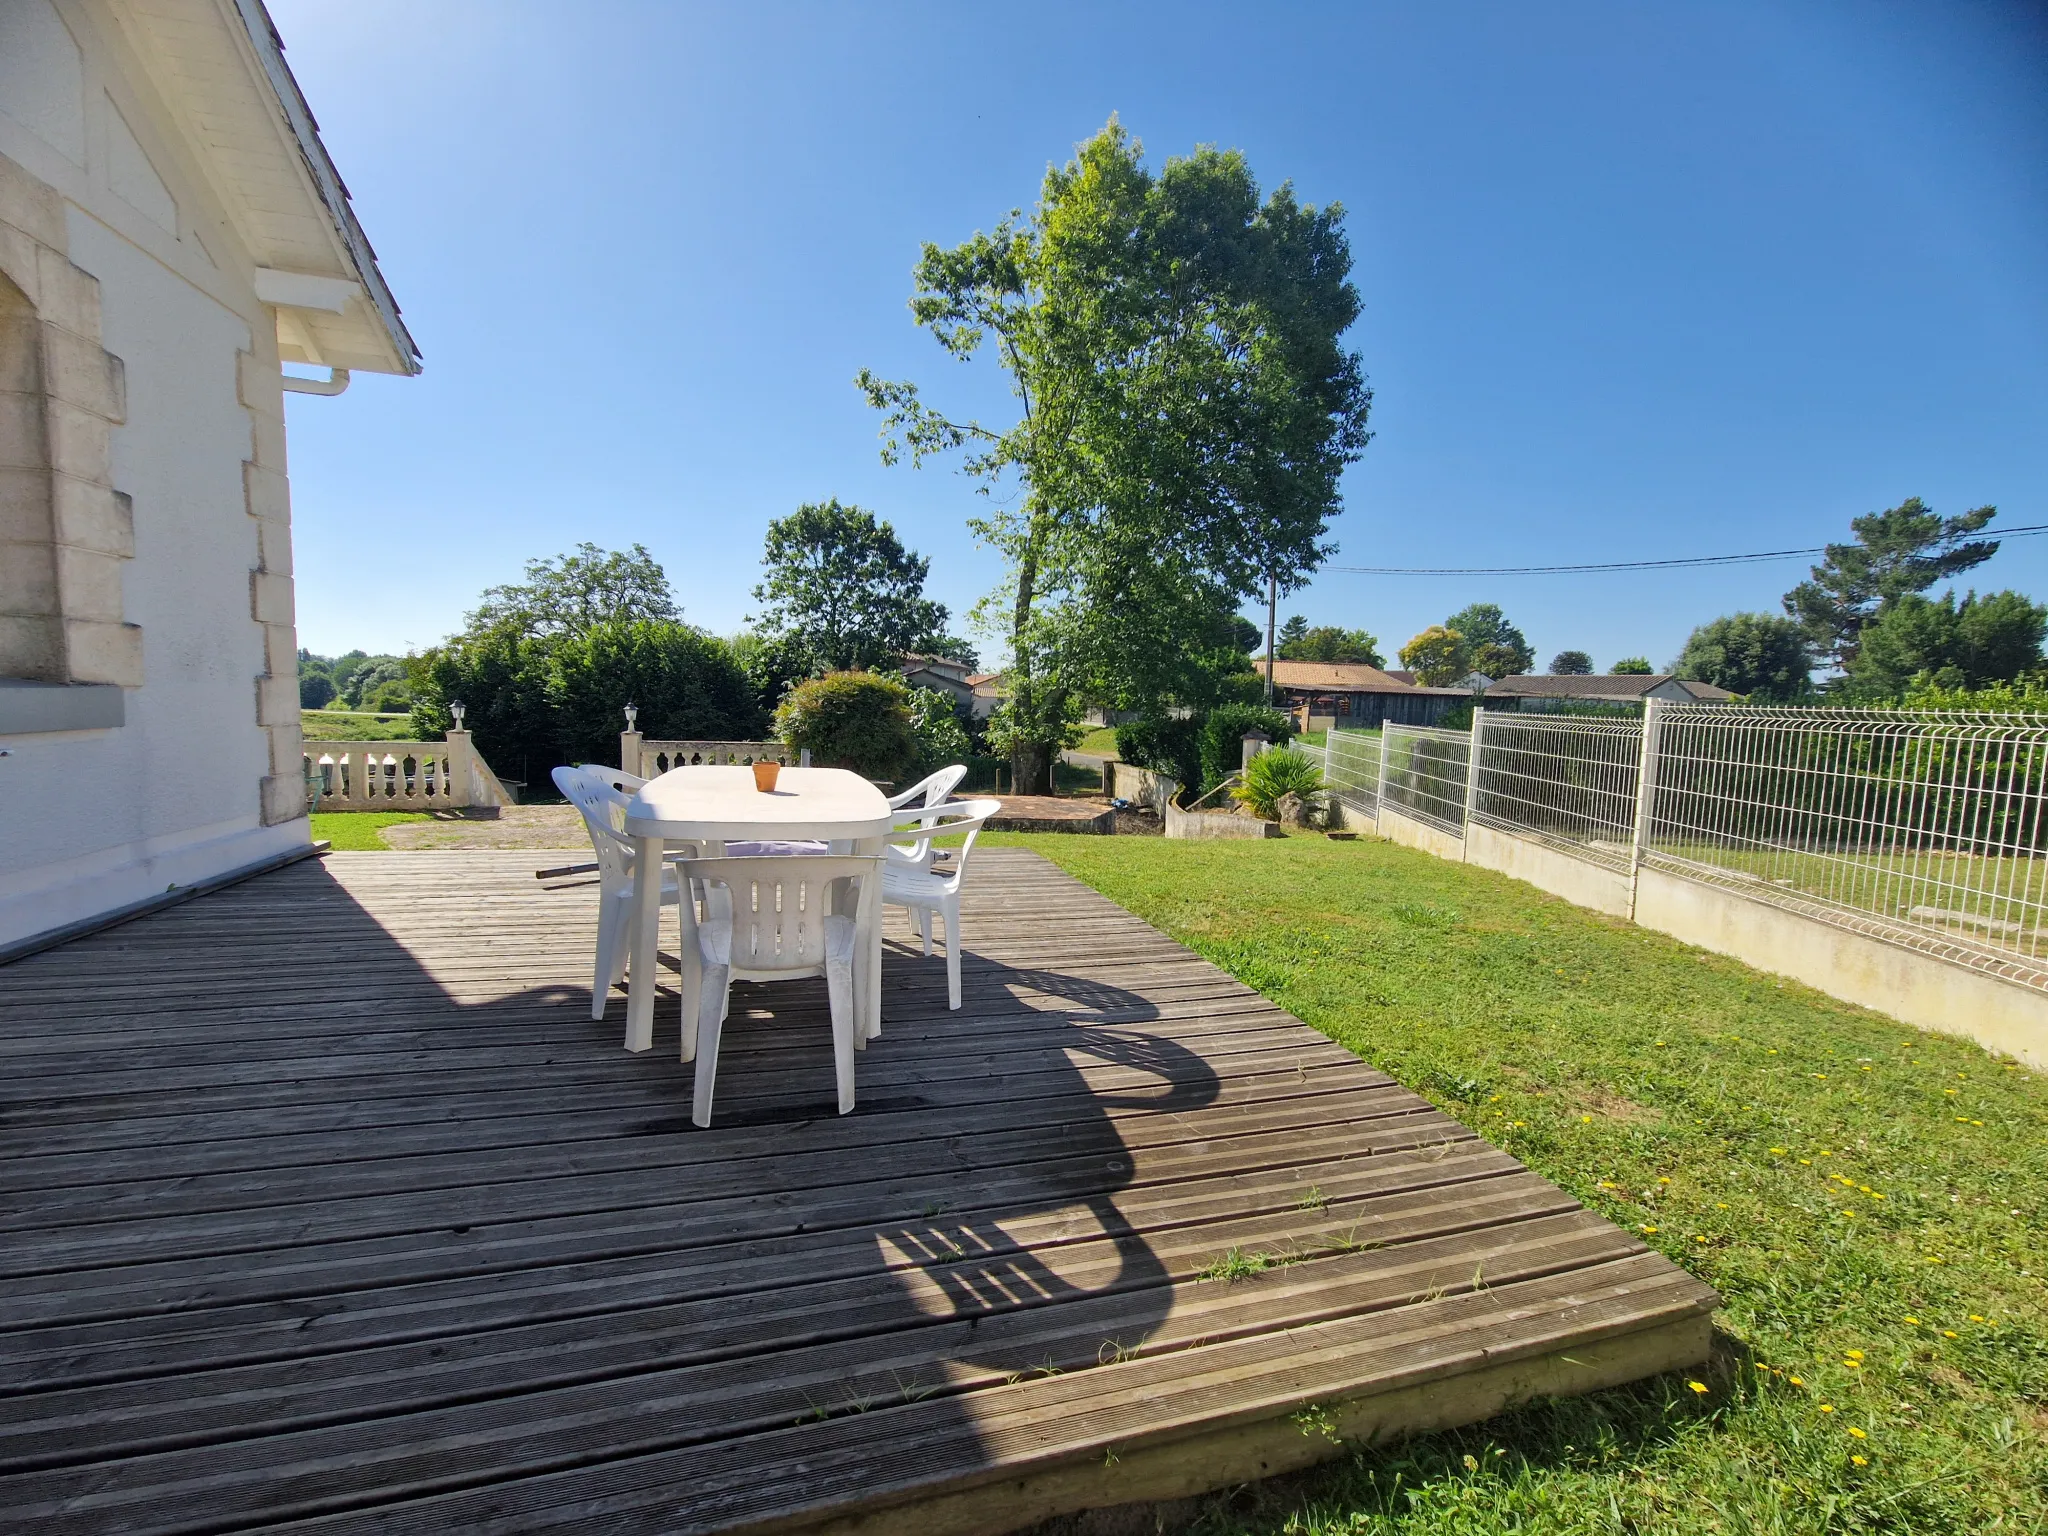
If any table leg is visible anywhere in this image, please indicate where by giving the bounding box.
[625,833,665,1052]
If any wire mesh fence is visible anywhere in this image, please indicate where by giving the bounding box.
[1380,724,1472,836]
[1470,714,1643,873]
[1645,705,2048,984]
[1322,728,1383,815]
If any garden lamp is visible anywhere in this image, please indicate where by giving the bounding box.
[449,699,465,729]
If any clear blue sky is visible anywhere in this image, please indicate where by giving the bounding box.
[271,1,2048,672]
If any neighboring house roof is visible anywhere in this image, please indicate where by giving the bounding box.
[966,673,1003,689]
[1266,660,1445,694]
[899,654,972,680]
[110,0,420,375]
[1483,674,1736,702]
[1384,669,1418,686]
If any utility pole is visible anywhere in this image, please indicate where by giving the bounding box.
[1264,571,1277,703]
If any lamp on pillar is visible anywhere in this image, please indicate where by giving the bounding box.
[449,699,466,730]
[620,703,643,776]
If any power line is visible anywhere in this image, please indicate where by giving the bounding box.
[1323,523,2048,577]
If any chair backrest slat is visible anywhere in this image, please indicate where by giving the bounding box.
[552,765,638,893]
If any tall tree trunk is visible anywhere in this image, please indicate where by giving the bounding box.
[1007,513,1057,796]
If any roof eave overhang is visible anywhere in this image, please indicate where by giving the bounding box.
[227,0,417,376]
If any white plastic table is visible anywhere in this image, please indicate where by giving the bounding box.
[621,766,893,1054]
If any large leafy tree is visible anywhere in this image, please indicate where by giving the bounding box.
[1783,498,1998,670]
[1445,603,1533,678]
[1548,650,1594,676]
[1849,589,2046,697]
[1279,625,1383,666]
[1399,626,1472,687]
[469,543,679,639]
[858,120,1371,792]
[1610,656,1653,675]
[1674,613,1813,701]
[751,499,950,672]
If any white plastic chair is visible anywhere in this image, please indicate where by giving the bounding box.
[880,797,1001,1010]
[885,763,967,872]
[553,765,693,1029]
[677,854,881,1127]
[887,764,967,812]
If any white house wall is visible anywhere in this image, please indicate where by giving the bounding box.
[0,0,306,948]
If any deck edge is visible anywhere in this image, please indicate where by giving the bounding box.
[787,1311,1715,1536]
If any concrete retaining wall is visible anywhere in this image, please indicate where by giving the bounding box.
[1465,822,1635,919]
[1376,805,1466,862]
[1634,866,2048,1069]
[1165,803,1282,839]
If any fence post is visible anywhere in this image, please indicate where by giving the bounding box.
[1629,699,1666,902]
[1377,723,1393,827]
[1463,708,1487,849]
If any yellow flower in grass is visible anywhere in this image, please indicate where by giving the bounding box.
[1844,1350,1863,1360]
[1903,1317,1920,1326]
[1788,1376,1804,1386]
[1847,1427,1867,1439]
[1687,1381,1708,1395]
[1819,1403,1835,1413]
[1943,1330,1958,1338]
[1851,1454,1869,1466]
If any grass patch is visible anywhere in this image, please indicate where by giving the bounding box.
[1077,726,1122,756]
[310,811,440,850]
[988,830,2048,1534]
[301,710,420,742]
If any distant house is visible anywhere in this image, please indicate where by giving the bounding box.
[900,654,1003,719]
[1,0,418,951]
[1262,660,1465,730]
[1480,674,1736,710]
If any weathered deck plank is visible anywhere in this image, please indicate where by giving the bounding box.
[0,847,1715,1534]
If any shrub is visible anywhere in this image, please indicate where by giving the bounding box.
[775,671,919,781]
[1231,747,1326,821]
[1116,715,1202,793]
[1197,703,1295,794]
[907,687,973,775]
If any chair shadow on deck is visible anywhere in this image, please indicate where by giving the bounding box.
[0,853,1224,1529]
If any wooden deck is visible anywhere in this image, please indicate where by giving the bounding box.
[0,848,1716,1534]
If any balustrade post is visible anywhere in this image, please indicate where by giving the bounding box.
[445,729,475,808]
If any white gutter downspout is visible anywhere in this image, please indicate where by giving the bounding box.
[282,367,350,396]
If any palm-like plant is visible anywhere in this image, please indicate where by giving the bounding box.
[1230,747,1326,821]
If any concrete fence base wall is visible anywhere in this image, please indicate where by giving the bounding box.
[1632,866,2048,1069]
[1465,822,1635,920]
[1376,805,1466,862]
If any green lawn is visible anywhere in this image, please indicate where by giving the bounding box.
[985,830,2047,1535]
[301,710,420,742]
[309,811,440,849]
[1077,726,1122,756]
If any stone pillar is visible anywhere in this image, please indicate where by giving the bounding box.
[620,729,643,776]
[1241,730,1270,771]
[444,728,475,808]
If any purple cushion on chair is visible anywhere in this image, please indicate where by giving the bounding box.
[723,840,830,857]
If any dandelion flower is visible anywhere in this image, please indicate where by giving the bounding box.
[1658,1177,1673,1185]
[1847,1427,1866,1439]
[1819,1403,1835,1413]
[1641,1225,1659,1234]
[1688,1381,1708,1394]
[1844,1350,1863,1359]
[1769,1147,1786,1155]
[1851,1454,1868,1466]
[1904,1317,1920,1326]
[1969,1314,1984,1322]
[1582,1115,1592,1123]
[1943,1330,1958,1338]
[1789,1376,1804,1386]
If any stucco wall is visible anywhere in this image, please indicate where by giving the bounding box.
[0,1,304,948]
